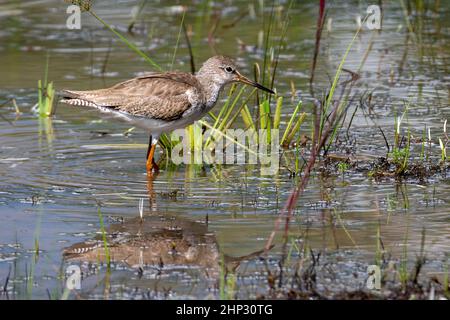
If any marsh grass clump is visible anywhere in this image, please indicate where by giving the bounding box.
[241,242,448,300]
[366,115,449,182]
[235,94,307,150]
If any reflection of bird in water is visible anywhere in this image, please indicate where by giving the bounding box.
[63,214,268,277]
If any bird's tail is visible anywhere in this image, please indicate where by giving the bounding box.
[59,90,98,107]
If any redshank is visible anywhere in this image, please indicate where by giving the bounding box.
[61,56,274,172]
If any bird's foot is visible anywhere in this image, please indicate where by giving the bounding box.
[146,159,160,175]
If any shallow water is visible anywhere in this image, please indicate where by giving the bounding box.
[0,0,449,299]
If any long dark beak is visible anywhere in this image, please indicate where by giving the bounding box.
[235,71,275,94]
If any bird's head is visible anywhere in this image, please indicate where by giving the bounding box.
[197,56,275,94]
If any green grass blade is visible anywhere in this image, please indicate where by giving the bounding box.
[283,112,306,146]
[199,120,258,157]
[241,105,256,131]
[170,10,186,71]
[274,96,283,129]
[38,80,43,113]
[321,20,365,135]
[259,101,267,130]
[281,100,302,145]
[89,11,162,71]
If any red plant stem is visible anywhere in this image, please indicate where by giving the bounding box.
[309,0,326,96]
[265,98,338,252]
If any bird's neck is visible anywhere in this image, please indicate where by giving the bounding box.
[196,74,225,109]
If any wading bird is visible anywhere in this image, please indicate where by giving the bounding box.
[61,56,274,173]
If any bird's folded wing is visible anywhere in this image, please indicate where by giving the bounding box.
[61,72,202,120]
[118,93,193,120]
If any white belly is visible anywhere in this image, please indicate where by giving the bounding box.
[115,108,207,137]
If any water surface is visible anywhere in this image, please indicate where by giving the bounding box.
[0,0,448,299]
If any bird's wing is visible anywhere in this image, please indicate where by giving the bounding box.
[61,72,204,120]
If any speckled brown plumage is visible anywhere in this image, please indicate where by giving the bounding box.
[61,56,274,124]
[61,72,205,121]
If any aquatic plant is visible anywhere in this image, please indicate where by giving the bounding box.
[388,108,411,175]
[239,96,307,148]
[219,263,237,300]
[66,0,161,71]
[439,119,448,163]
[439,138,446,162]
[337,161,349,179]
[265,7,367,252]
[37,55,55,117]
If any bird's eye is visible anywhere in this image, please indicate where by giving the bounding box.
[225,66,234,73]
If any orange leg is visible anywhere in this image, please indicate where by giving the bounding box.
[146,136,159,173]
